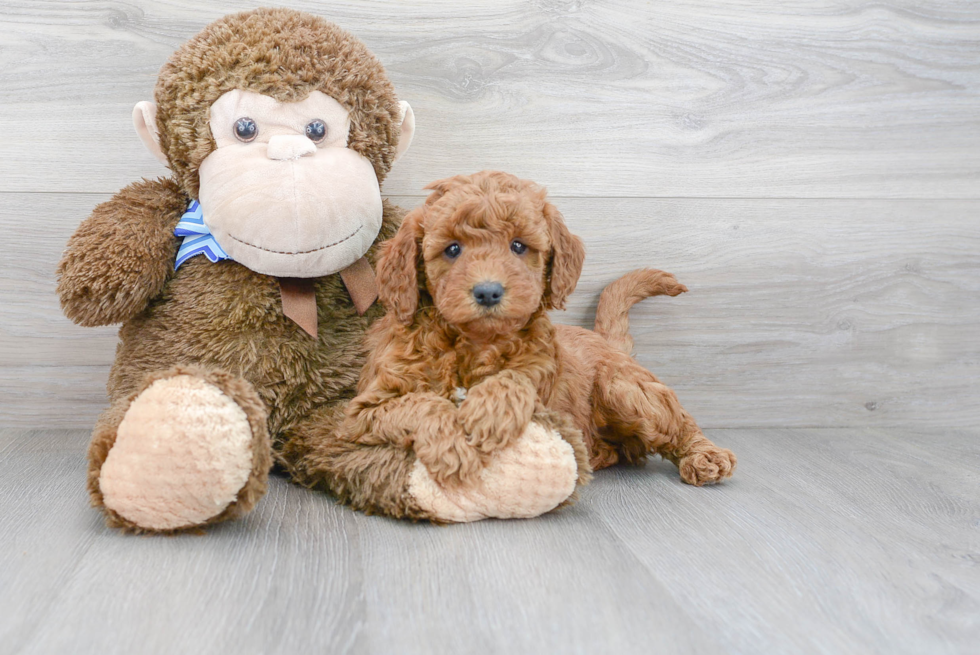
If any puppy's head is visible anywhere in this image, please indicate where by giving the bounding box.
[377,171,585,338]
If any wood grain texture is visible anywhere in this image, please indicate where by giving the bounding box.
[0,0,978,197]
[591,427,980,655]
[1,427,977,654]
[4,193,977,429]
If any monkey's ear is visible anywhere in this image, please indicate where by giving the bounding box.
[392,101,415,163]
[132,101,168,167]
[377,206,424,323]
[543,202,585,311]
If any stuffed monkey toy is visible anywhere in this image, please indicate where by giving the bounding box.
[57,8,584,532]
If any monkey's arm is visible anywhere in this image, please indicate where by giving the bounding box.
[57,178,186,326]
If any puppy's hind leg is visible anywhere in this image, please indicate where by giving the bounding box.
[594,358,736,486]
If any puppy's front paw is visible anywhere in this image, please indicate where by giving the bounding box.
[412,423,484,489]
[679,447,737,486]
[457,372,536,455]
[458,407,527,457]
[408,421,580,522]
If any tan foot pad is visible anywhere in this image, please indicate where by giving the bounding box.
[408,421,579,523]
[99,375,254,531]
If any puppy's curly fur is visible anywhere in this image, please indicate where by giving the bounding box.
[348,171,736,488]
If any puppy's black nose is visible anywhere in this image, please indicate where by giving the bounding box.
[473,282,505,307]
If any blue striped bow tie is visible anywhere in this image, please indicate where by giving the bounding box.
[174,200,230,269]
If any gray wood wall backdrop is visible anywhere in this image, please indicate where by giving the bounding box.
[0,0,978,430]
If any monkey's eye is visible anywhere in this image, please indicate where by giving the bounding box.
[305,120,327,143]
[234,117,258,142]
[510,240,528,255]
[444,243,462,259]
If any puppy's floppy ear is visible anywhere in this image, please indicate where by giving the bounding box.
[377,206,425,324]
[543,201,585,310]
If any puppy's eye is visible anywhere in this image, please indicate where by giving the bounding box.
[510,240,528,255]
[305,119,327,143]
[234,117,258,142]
[444,243,462,259]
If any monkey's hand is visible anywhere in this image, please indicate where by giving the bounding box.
[458,370,538,456]
[57,178,185,326]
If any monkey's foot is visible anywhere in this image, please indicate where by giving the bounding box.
[407,421,579,522]
[99,373,268,532]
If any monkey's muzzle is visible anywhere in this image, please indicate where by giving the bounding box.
[197,145,384,279]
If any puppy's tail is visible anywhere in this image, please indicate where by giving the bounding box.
[593,269,688,354]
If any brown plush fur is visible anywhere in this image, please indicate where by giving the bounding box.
[57,178,186,327]
[57,8,428,529]
[351,171,736,487]
[155,8,403,198]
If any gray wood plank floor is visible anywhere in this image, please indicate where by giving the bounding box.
[1,428,977,655]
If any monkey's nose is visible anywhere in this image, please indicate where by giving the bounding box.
[473,282,505,307]
[266,135,317,161]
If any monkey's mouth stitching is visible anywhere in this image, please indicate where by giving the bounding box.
[228,225,363,255]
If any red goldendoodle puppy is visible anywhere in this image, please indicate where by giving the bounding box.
[346,171,735,503]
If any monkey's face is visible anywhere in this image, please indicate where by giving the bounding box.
[196,89,384,278]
